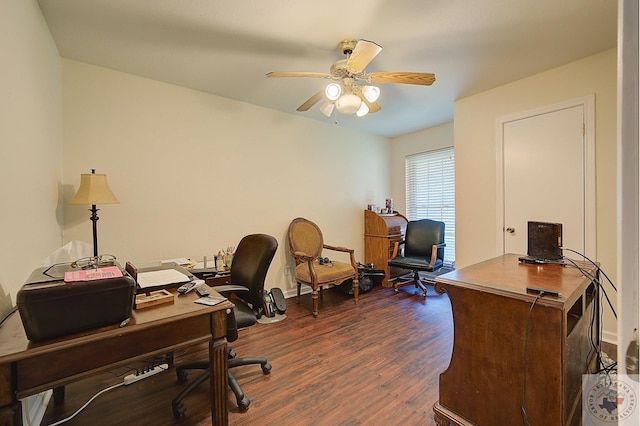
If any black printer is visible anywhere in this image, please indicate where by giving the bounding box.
[16,262,136,341]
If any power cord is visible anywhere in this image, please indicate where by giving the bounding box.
[561,254,617,319]
[46,357,170,425]
[561,247,617,292]
[47,382,124,425]
[560,248,618,375]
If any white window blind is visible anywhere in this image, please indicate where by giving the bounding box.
[405,147,455,266]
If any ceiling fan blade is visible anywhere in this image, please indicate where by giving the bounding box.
[368,71,436,86]
[267,71,331,79]
[296,91,325,111]
[356,91,381,114]
[347,40,382,74]
[367,101,381,114]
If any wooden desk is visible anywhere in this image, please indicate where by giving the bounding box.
[0,289,234,425]
[433,254,599,426]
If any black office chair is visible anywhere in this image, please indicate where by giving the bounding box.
[388,219,445,297]
[171,234,278,418]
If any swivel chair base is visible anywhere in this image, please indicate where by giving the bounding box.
[393,271,432,298]
[171,350,272,419]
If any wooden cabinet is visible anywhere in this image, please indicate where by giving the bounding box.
[364,210,408,287]
[433,254,600,426]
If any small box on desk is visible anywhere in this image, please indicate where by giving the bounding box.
[16,263,136,341]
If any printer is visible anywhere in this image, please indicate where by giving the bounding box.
[16,262,136,341]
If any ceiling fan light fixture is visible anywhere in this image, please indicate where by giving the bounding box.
[335,93,362,115]
[362,85,380,103]
[356,102,369,117]
[325,83,342,101]
[320,101,335,117]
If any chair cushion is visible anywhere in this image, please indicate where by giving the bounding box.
[234,301,258,329]
[388,256,443,272]
[294,261,355,285]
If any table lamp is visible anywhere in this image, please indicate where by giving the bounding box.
[69,169,119,257]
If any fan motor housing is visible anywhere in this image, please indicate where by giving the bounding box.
[338,38,357,54]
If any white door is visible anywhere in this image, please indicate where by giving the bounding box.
[498,98,595,259]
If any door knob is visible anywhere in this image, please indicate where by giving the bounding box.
[506,227,515,234]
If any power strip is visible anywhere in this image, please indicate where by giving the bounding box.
[123,363,168,385]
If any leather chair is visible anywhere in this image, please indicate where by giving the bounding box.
[171,233,278,418]
[287,217,358,316]
[388,219,445,297]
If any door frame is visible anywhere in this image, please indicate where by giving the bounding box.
[495,95,596,258]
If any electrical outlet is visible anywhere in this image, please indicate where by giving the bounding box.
[284,266,291,276]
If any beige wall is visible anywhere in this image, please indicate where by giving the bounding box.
[390,122,454,215]
[0,0,63,309]
[454,49,618,338]
[61,60,390,296]
[1,2,621,343]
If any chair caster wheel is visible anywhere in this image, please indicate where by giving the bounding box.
[176,369,188,383]
[262,362,272,374]
[172,401,186,419]
[237,397,250,412]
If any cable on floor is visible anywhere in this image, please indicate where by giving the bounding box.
[47,382,124,426]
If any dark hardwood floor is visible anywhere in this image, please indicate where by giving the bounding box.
[41,284,453,425]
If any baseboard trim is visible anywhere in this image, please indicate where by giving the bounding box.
[602,330,617,345]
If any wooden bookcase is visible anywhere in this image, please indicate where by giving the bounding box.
[364,210,408,287]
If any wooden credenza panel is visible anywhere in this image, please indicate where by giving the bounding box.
[363,210,408,287]
[433,254,599,426]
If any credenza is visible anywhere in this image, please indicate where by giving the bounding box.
[363,210,408,287]
[433,254,600,426]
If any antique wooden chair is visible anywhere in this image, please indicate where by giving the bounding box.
[287,217,358,316]
[388,219,445,297]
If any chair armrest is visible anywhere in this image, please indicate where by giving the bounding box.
[214,284,249,293]
[291,250,314,263]
[322,244,354,254]
[323,244,358,270]
[389,240,406,261]
[428,243,446,268]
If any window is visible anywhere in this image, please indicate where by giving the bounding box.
[405,147,455,266]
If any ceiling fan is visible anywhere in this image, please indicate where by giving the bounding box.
[266,38,435,118]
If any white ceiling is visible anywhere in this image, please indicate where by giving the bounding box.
[37,0,618,138]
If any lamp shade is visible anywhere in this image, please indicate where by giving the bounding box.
[362,85,380,103]
[69,173,119,205]
[325,83,342,101]
[335,93,362,115]
[356,102,370,117]
[320,101,335,117]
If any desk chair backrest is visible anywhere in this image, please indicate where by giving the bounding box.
[229,234,278,310]
[405,219,445,261]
